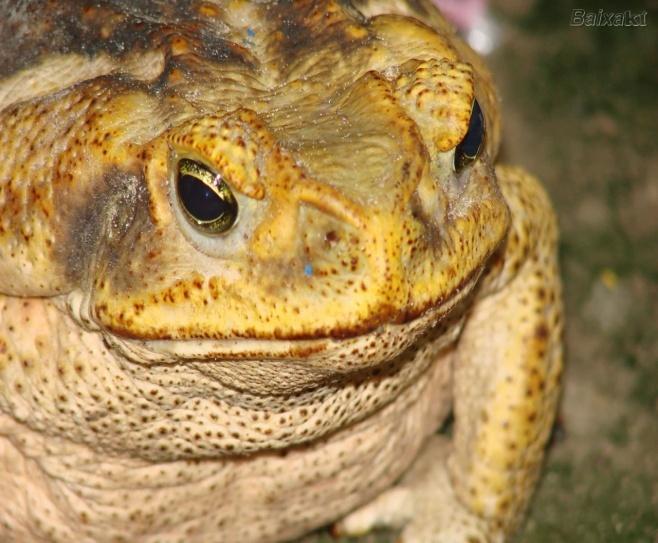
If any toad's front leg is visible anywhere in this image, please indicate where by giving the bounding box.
[335,166,563,542]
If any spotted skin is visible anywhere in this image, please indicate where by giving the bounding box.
[0,1,562,542]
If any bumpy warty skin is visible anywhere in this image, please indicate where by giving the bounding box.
[0,1,564,542]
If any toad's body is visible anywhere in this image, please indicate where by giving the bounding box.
[0,1,563,542]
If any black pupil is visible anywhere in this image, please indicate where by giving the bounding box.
[178,174,229,222]
[455,99,484,169]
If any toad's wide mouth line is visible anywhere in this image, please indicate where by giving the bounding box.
[104,271,480,364]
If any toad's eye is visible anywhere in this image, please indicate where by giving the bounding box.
[176,159,238,234]
[454,99,485,172]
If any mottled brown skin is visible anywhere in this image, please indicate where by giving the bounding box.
[0,1,563,542]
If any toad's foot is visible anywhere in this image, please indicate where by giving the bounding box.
[334,436,494,543]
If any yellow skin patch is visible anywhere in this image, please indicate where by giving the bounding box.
[0,1,563,542]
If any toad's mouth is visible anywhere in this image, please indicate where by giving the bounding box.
[98,269,480,366]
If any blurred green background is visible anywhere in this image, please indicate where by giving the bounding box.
[493,1,657,539]
[299,0,658,541]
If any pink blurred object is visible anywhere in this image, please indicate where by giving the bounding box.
[431,0,487,31]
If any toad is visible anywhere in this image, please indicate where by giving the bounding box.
[0,1,563,542]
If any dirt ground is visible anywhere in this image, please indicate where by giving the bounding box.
[299,1,658,541]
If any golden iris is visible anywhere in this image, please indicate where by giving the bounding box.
[176,159,238,234]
